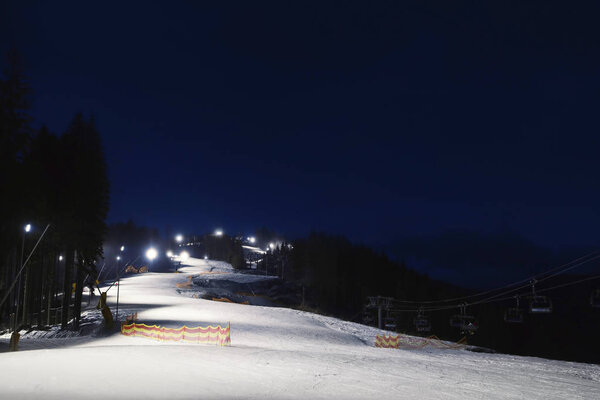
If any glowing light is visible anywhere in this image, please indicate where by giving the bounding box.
[120,245,125,251]
[249,236,256,244]
[145,247,158,261]
[269,242,275,250]
[24,224,31,233]
[215,229,223,236]
[175,234,183,242]
[166,250,173,258]
[59,255,63,261]
[204,255,208,260]
[116,256,121,261]
[180,251,190,261]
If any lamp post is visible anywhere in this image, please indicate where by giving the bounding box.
[116,255,121,322]
[18,224,31,327]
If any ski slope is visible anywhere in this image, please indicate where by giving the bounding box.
[1,257,599,399]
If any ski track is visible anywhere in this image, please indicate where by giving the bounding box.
[1,257,599,399]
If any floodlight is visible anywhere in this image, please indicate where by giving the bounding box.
[146,247,158,261]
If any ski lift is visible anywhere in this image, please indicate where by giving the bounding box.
[449,303,478,334]
[529,280,552,314]
[590,289,600,308]
[413,309,431,333]
[384,317,397,330]
[504,296,524,323]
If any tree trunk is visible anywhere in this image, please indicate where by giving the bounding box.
[46,254,56,326]
[73,256,84,330]
[61,249,74,329]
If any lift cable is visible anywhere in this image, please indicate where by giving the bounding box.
[391,250,600,305]
[390,273,600,313]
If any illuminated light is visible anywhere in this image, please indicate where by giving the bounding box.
[269,242,275,250]
[215,229,223,236]
[166,250,173,258]
[146,247,158,261]
[204,255,208,260]
[249,236,256,244]
[59,255,63,261]
[180,251,190,261]
[120,245,125,251]
[116,256,121,261]
[175,234,183,243]
[24,224,31,233]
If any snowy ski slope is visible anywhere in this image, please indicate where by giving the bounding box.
[1,257,599,399]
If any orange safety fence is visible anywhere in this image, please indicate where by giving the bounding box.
[375,334,400,348]
[375,333,466,349]
[121,322,231,346]
[212,297,249,305]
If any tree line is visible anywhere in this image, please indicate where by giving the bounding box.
[0,49,109,332]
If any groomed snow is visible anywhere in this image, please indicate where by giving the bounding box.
[1,257,599,399]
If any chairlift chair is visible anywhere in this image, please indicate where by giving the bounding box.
[529,295,552,313]
[504,308,524,323]
[449,304,478,334]
[413,311,431,333]
[384,316,397,330]
[459,315,478,334]
[504,296,524,323]
[528,280,552,314]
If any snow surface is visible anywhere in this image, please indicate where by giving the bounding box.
[1,257,599,399]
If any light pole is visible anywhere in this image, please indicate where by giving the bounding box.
[116,255,121,322]
[18,224,31,327]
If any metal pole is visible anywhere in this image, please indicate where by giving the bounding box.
[0,224,51,312]
[14,232,25,330]
[21,231,29,326]
[116,270,120,322]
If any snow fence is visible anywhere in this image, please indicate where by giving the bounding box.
[121,322,231,346]
[375,334,467,349]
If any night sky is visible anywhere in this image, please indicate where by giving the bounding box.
[2,1,600,249]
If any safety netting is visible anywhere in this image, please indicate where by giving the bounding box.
[121,322,231,346]
[375,333,466,349]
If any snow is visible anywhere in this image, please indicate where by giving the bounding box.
[1,257,599,399]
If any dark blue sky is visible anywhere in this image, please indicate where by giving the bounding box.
[2,1,600,248]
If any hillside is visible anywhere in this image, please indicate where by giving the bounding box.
[1,257,599,399]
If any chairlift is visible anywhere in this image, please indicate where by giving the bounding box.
[528,280,552,314]
[449,304,478,334]
[529,296,552,313]
[504,296,524,323]
[384,316,397,330]
[590,289,600,308]
[413,309,431,333]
